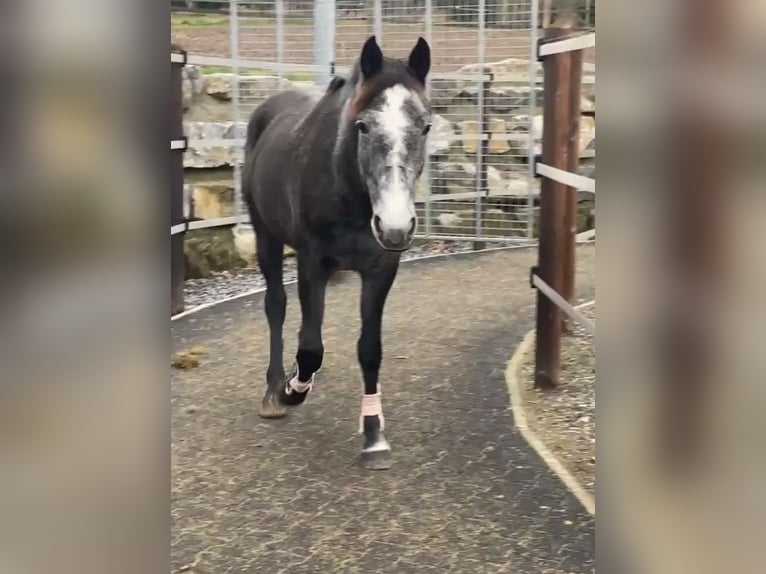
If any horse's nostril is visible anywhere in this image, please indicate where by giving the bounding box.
[373,215,383,235]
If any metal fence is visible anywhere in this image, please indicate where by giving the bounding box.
[174,0,595,245]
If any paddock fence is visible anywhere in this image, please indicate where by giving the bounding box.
[171,1,596,313]
[529,27,596,389]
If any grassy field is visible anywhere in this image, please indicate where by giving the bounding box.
[172,11,312,28]
[199,65,313,81]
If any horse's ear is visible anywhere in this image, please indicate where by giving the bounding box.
[408,37,431,85]
[360,36,383,80]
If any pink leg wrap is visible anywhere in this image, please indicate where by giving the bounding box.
[359,393,384,434]
[285,372,314,395]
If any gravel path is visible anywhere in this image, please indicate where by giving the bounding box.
[183,240,483,309]
[518,304,596,496]
[172,246,596,574]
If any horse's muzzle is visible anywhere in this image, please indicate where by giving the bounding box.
[371,214,416,251]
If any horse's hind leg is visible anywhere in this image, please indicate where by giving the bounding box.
[357,263,399,470]
[278,253,329,406]
[256,230,288,419]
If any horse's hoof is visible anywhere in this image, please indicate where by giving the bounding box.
[361,448,392,470]
[277,368,313,407]
[361,434,392,470]
[259,392,287,419]
[279,385,311,407]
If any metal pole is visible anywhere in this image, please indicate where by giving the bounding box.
[276,0,284,80]
[374,0,383,45]
[229,1,244,230]
[527,0,540,241]
[561,48,583,333]
[313,0,336,87]
[424,0,432,237]
[473,0,486,251]
[534,26,573,389]
[171,46,186,316]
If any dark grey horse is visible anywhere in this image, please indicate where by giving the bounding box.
[242,36,432,469]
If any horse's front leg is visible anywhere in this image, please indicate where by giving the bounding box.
[357,263,399,469]
[278,253,328,406]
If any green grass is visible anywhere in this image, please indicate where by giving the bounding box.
[171,12,228,28]
[172,12,313,29]
[200,66,314,82]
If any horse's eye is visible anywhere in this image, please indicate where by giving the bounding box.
[423,123,432,136]
[355,120,369,134]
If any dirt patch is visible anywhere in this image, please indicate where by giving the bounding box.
[517,304,595,496]
[171,19,596,71]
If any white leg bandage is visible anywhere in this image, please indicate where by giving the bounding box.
[285,372,314,395]
[359,393,384,434]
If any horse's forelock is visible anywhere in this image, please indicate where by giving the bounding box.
[346,60,425,119]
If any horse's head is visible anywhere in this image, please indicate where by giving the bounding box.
[347,36,432,252]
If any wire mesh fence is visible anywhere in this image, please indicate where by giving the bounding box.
[172,1,600,244]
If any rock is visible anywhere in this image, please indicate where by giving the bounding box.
[458,57,531,78]
[184,144,243,169]
[427,115,456,157]
[483,208,519,235]
[488,118,511,154]
[577,199,596,232]
[202,74,293,104]
[204,74,234,100]
[233,228,256,264]
[505,114,542,158]
[488,87,544,114]
[182,65,203,111]
[184,227,248,279]
[581,94,595,113]
[190,181,235,219]
[431,162,536,198]
[458,120,479,154]
[579,115,596,151]
[429,78,460,110]
[239,76,293,103]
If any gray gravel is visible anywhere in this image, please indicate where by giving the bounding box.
[183,240,482,308]
[518,304,596,496]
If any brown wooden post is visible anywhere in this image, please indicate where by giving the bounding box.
[561,47,583,333]
[171,45,186,316]
[534,27,573,389]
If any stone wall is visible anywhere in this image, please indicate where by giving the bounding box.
[181,58,595,273]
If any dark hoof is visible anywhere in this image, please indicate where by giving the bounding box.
[259,392,287,419]
[361,447,392,470]
[279,384,311,407]
[277,367,313,407]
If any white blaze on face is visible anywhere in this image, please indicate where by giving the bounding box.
[372,85,421,231]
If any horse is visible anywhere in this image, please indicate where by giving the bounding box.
[242,36,432,469]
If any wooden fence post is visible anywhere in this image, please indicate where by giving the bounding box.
[561,46,583,333]
[171,46,186,316]
[534,27,573,389]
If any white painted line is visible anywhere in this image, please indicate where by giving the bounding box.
[187,216,238,230]
[505,300,596,516]
[536,162,596,193]
[532,274,596,335]
[539,33,596,57]
[576,228,596,242]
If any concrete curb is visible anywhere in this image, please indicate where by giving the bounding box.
[504,299,596,516]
